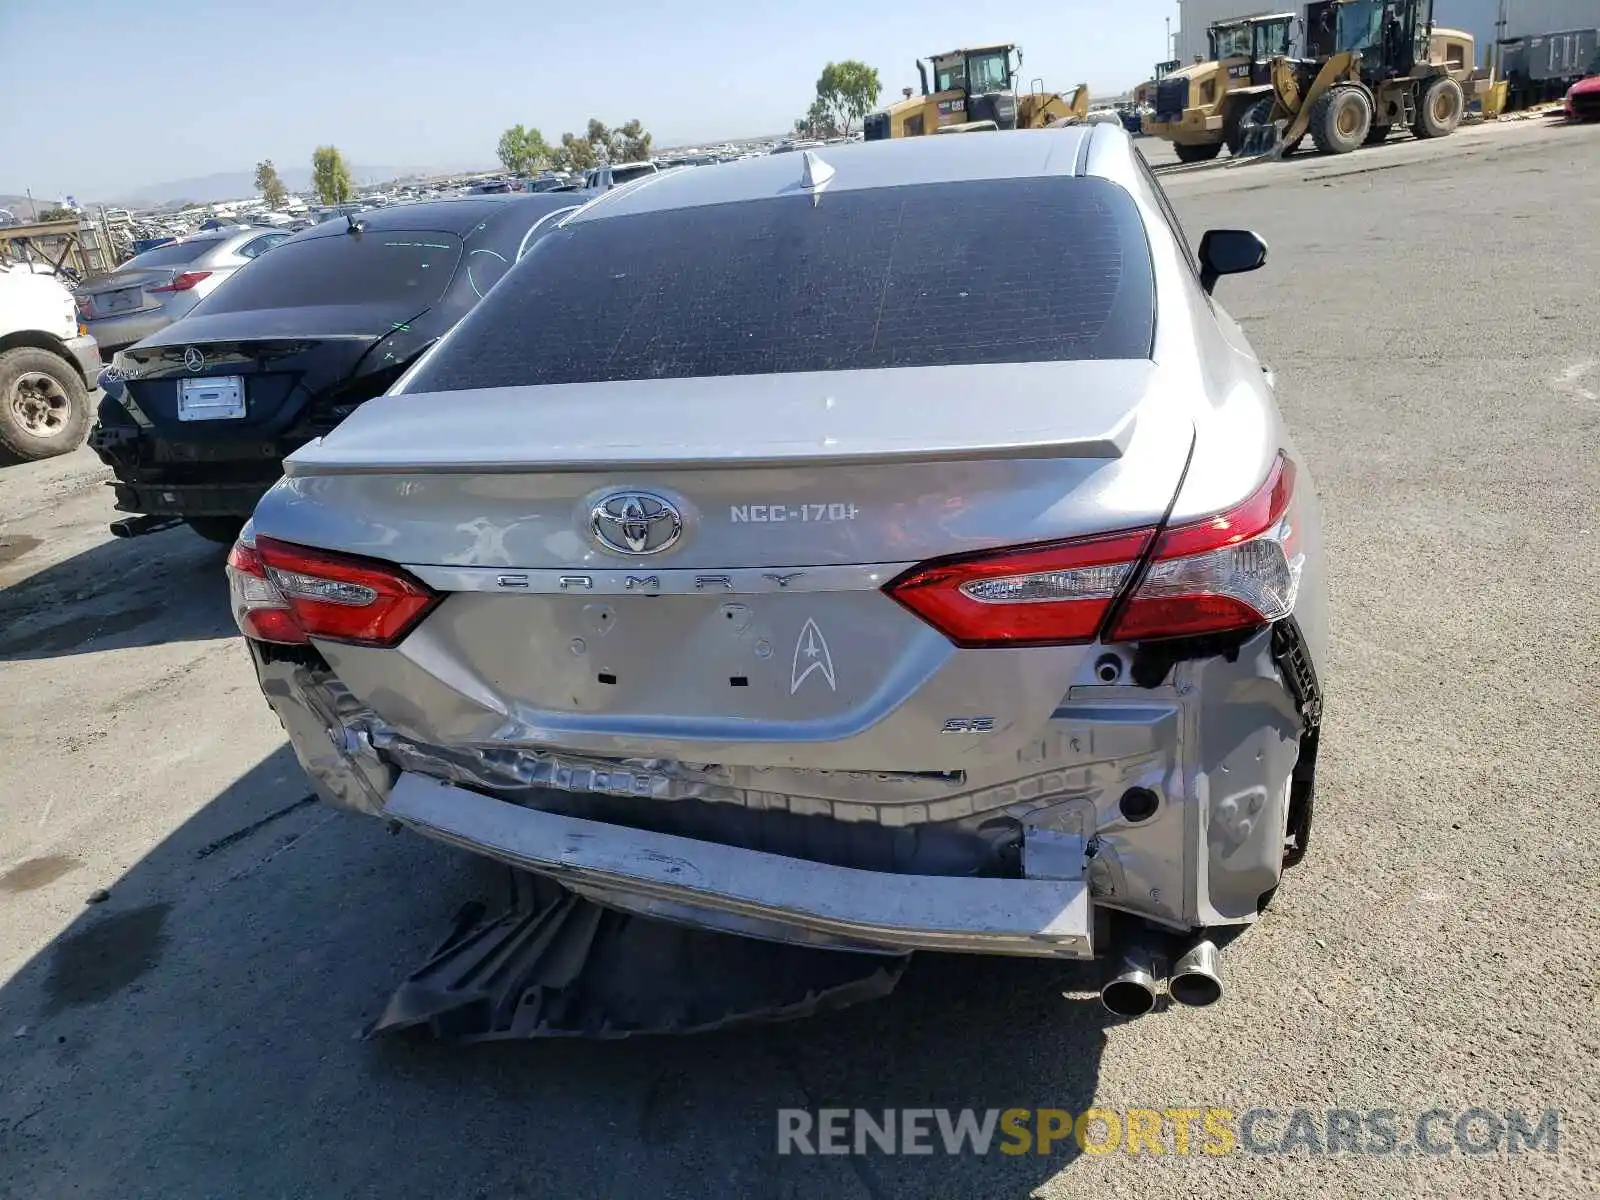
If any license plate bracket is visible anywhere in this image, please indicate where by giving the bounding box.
[177,375,247,421]
[101,287,141,314]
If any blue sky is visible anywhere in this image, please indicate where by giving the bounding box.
[1,0,1178,198]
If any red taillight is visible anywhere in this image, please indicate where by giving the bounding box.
[885,454,1303,648]
[225,535,438,647]
[1107,454,1300,642]
[884,527,1156,648]
[148,270,212,294]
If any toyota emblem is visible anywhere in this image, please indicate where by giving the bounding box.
[589,491,683,556]
[183,347,205,372]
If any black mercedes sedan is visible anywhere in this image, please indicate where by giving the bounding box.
[89,192,582,542]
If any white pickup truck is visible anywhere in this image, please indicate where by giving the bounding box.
[0,266,101,462]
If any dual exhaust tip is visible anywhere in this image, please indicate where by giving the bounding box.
[1099,938,1223,1017]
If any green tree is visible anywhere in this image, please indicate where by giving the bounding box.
[496,124,551,175]
[311,145,354,205]
[550,118,654,170]
[552,130,597,171]
[798,97,839,139]
[615,118,652,163]
[585,118,616,160]
[37,206,75,222]
[254,159,289,208]
[816,60,881,136]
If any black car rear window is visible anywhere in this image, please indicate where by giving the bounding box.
[404,176,1154,391]
[190,231,464,315]
[122,237,226,269]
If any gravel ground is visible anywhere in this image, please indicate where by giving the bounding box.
[0,116,1596,1199]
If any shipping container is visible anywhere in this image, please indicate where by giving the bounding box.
[1500,22,1599,107]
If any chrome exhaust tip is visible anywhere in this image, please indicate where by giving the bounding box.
[1168,939,1223,1007]
[1099,946,1160,1017]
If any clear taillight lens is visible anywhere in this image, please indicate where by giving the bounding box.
[226,531,306,645]
[1107,454,1301,641]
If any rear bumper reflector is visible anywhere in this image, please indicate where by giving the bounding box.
[383,773,1095,959]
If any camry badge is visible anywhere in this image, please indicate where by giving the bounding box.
[590,491,683,556]
[183,347,205,372]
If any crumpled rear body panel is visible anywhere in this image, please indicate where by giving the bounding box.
[252,621,1311,943]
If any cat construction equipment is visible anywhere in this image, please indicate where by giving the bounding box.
[1144,13,1298,162]
[862,44,1088,139]
[1235,0,1474,160]
[1133,59,1181,112]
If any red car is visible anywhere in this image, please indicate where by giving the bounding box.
[1567,68,1600,122]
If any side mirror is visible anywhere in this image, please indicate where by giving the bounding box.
[1197,229,1267,294]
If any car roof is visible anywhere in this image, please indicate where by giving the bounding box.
[280,195,571,243]
[567,126,1112,223]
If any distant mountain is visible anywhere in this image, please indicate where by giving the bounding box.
[110,163,472,207]
[0,195,41,221]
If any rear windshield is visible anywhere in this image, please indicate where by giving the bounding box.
[121,238,226,270]
[189,231,464,315]
[404,176,1154,392]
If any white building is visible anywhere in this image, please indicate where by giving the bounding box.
[1167,0,1592,69]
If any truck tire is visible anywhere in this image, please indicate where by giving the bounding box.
[1175,141,1222,163]
[1309,86,1372,155]
[185,516,247,545]
[0,345,91,463]
[1412,76,1464,138]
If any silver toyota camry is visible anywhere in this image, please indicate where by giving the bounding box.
[230,125,1328,1016]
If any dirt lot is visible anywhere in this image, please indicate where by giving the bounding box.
[2,117,1597,1199]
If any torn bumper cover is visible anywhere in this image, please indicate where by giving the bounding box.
[367,871,909,1040]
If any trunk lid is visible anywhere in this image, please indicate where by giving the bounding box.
[261,361,1195,768]
[81,267,182,316]
[116,305,411,439]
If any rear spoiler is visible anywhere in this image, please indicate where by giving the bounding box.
[284,360,1159,475]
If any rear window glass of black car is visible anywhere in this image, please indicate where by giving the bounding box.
[121,237,226,270]
[189,231,464,314]
[458,202,579,299]
[404,176,1154,391]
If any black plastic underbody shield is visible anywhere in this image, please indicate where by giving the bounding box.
[366,870,908,1041]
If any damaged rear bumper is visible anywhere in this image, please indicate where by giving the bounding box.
[251,617,1321,960]
[383,771,1094,958]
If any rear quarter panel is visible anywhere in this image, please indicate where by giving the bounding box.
[1088,128,1328,667]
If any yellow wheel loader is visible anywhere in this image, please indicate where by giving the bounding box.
[1144,14,1298,161]
[1133,59,1180,112]
[862,45,1088,139]
[1236,0,1475,159]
